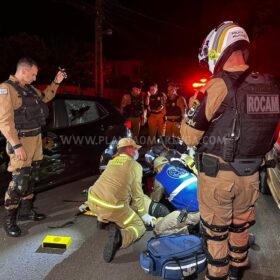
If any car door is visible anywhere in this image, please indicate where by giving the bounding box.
[36,96,110,192]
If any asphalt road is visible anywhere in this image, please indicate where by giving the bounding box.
[0,176,279,280]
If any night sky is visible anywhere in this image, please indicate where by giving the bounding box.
[0,0,279,86]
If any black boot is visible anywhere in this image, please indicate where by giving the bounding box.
[18,199,46,221]
[103,223,122,263]
[4,209,21,237]
[229,265,247,280]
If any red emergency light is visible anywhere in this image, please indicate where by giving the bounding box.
[124,120,132,129]
[192,78,207,89]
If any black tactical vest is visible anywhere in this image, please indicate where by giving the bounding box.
[166,96,181,117]
[199,71,280,158]
[6,80,49,130]
[149,92,164,111]
[123,93,144,118]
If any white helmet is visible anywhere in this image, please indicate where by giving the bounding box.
[198,21,250,74]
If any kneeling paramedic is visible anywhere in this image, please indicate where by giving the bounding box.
[88,138,156,262]
[152,156,199,212]
[180,21,280,279]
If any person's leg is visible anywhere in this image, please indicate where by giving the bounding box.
[89,204,146,262]
[198,171,235,279]
[4,167,31,237]
[173,122,181,137]
[115,209,146,248]
[129,117,141,138]
[229,172,259,279]
[157,113,166,137]
[18,135,45,221]
[136,194,169,218]
[148,115,157,145]
[165,121,172,137]
[4,136,35,237]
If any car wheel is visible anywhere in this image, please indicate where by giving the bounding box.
[259,166,271,195]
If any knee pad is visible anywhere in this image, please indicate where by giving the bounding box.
[200,220,230,269]
[149,201,170,217]
[12,167,32,195]
[229,220,255,233]
[4,181,21,208]
[4,191,20,207]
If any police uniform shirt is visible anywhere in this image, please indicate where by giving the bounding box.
[89,154,147,216]
[120,93,144,117]
[166,95,187,118]
[147,92,167,113]
[180,65,249,146]
[0,75,59,147]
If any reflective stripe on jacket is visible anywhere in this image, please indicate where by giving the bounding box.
[88,193,124,209]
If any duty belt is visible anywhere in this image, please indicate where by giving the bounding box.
[166,117,181,122]
[196,154,263,177]
[18,128,41,138]
[150,110,163,115]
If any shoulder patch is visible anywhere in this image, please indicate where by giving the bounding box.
[0,88,8,95]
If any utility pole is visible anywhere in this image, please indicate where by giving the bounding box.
[95,0,103,97]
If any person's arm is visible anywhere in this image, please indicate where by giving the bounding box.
[151,179,165,202]
[0,84,21,147]
[130,161,147,216]
[40,69,67,103]
[188,95,195,108]
[145,91,150,107]
[178,96,188,119]
[141,96,147,125]
[120,94,130,115]
[162,92,167,115]
[188,88,204,107]
[180,78,227,146]
[0,84,27,160]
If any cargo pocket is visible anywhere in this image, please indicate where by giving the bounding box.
[213,181,234,206]
[248,180,260,206]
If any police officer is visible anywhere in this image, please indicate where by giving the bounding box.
[0,57,67,237]
[165,82,187,137]
[180,21,280,280]
[145,82,166,144]
[120,82,146,138]
[152,156,199,212]
[87,138,156,263]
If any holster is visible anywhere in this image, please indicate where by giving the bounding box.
[229,158,263,176]
[195,153,220,177]
[194,153,202,171]
[201,155,220,177]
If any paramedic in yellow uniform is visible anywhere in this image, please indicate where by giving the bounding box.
[88,138,156,262]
